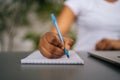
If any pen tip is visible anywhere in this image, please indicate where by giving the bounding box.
[67,55,70,58]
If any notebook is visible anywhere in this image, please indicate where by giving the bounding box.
[21,50,84,64]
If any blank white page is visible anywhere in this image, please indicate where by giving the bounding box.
[21,50,84,64]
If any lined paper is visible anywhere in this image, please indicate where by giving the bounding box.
[21,50,84,64]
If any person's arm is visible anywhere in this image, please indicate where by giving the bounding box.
[96,39,120,50]
[51,6,76,36]
[38,6,75,58]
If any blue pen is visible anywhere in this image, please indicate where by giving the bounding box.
[51,13,69,58]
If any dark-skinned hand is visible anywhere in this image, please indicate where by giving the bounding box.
[38,32,74,58]
[96,39,120,50]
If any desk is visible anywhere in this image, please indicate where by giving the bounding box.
[0,52,119,80]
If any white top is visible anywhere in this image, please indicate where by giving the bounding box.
[64,0,120,52]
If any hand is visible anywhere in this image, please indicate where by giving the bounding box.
[38,32,74,58]
[96,39,120,50]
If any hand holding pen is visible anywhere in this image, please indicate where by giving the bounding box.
[51,13,70,58]
[38,14,74,59]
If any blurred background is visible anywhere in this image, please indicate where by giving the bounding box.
[0,0,77,52]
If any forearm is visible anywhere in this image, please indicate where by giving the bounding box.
[51,6,76,36]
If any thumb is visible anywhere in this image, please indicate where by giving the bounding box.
[64,37,74,50]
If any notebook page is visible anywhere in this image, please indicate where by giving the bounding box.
[21,50,84,64]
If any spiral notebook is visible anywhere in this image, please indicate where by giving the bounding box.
[21,50,84,64]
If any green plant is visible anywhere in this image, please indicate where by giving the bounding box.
[0,0,64,51]
[24,32,41,50]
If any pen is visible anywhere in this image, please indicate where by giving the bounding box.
[51,13,69,58]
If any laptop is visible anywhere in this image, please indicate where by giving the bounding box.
[88,51,120,66]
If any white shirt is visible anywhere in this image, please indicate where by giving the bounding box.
[64,0,120,52]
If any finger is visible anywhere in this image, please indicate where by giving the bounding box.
[103,42,113,50]
[110,41,120,50]
[103,39,120,50]
[42,37,64,57]
[38,36,53,58]
[96,39,114,50]
[39,46,53,58]
[100,38,109,43]
[44,41,64,57]
[44,44,64,57]
[64,38,74,50]
[45,32,63,48]
[52,46,64,57]
[96,41,106,50]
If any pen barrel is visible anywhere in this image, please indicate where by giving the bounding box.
[51,13,69,58]
[55,22,64,44]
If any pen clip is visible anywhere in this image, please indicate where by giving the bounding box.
[51,13,57,26]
